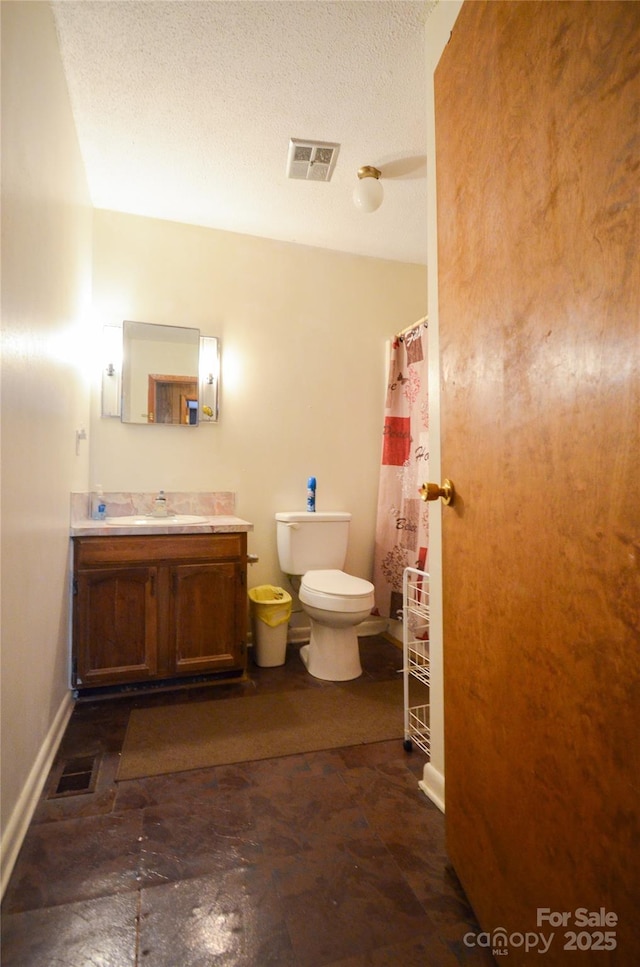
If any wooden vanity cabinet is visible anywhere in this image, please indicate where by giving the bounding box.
[72,533,247,691]
[74,564,159,687]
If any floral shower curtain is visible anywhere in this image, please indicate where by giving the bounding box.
[372,321,429,621]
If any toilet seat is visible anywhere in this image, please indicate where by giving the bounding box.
[300,569,374,613]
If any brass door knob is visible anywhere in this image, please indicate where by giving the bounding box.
[419,479,455,505]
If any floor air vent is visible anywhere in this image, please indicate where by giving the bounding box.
[48,754,99,798]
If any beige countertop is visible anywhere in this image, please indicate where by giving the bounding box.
[70,515,253,537]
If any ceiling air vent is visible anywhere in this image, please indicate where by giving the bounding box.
[287,139,340,182]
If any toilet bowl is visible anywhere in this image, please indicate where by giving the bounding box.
[298,569,375,681]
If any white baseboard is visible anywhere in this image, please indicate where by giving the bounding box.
[357,615,389,637]
[249,615,389,648]
[287,615,388,644]
[419,762,445,813]
[1,690,74,899]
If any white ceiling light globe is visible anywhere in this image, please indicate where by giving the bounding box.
[353,166,383,213]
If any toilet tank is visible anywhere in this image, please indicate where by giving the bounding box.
[275,511,351,575]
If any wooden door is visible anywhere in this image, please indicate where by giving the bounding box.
[147,374,198,424]
[435,2,639,962]
[74,566,158,686]
[169,562,246,675]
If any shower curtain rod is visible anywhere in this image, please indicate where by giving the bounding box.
[395,316,427,339]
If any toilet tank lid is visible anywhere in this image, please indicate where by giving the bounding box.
[275,511,351,523]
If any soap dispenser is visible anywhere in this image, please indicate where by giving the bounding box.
[152,490,168,518]
[92,485,107,521]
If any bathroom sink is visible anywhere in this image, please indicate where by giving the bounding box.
[105,515,209,526]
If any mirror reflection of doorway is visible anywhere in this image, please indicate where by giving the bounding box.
[147,374,198,424]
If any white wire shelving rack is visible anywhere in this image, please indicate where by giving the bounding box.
[402,566,430,755]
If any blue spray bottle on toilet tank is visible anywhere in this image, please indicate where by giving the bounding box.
[306,476,316,512]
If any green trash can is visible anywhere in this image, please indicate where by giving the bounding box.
[248,585,292,667]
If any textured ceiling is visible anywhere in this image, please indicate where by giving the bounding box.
[51,0,433,264]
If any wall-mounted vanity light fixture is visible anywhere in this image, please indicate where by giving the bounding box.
[353,165,383,213]
[101,324,122,418]
[199,336,220,423]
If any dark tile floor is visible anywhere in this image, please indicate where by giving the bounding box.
[1,636,494,966]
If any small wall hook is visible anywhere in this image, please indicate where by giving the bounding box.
[75,427,87,456]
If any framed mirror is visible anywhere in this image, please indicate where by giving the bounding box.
[122,321,200,425]
[101,322,219,425]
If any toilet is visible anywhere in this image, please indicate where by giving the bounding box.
[275,511,375,681]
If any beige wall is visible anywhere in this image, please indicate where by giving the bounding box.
[91,210,427,592]
[1,0,92,887]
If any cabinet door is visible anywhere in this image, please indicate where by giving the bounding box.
[74,566,158,687]
[169,562,246,675]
